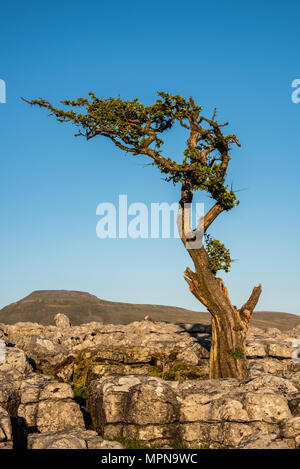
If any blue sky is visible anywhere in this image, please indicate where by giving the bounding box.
[0,0,299,315]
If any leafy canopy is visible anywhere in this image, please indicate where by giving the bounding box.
[204,234,232,275]
[23,91,241,274]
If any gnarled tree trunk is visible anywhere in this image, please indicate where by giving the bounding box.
[178,183,262,379]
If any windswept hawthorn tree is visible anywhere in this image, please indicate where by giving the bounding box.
[23,92,262,379]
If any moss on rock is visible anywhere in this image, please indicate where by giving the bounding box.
[147,362,208,381]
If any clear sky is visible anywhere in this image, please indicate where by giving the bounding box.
[0,0,299,315]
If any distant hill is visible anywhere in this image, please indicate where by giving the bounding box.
[0,290,299,331]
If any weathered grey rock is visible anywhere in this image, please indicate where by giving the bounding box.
[288,394,300,416]
[248,358,287,377]
[279,417,300,439]
[242,392,291,423]
[28,428,124,449]
[0,346,32,377]
[1,317,299,381]
[0,315,299,449]
[0,376,20,416]
[243,374,298,395]
[267,342,294,359]
[0,406,12,444]
[282,364,300,384]
[1,319,210,373]
[246,342,267,358]
[0,441,13,449]
[181,421,279,448]
[88,375,181,444]
[89,375,179,425]
[88,373,298,448]
[174,377,292,434]
[1,322,68,372]
[265,328,283,337]
[56,362,74,382]
[0,326,8,342]
[238,433,289,449]
[54,313,71,329]
[18,397,84,433]
[91,363,149,378]
[290,324,300,337]
[17,375,85,433]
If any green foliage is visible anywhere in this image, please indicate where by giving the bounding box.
[24,91,242,266]
[67,356,99,405]
[106,436,195,450]
[162,162,239,209]
[25,92,193,151]
[204,234,232,275]
[106,437,154,450]
[229,348,245,360]
[24,91,240,212]
[147,362,208,381]
[72,383,88,403]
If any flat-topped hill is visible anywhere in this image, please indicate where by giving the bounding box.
[0,290,299,330]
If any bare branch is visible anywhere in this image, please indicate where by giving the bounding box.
[204,203,224,232]
[199,146,215,164]
[179,118,190,130]
[215,277,230,303]
[240,284,262,315]
[184,267,209,307]
[109,136,137,153]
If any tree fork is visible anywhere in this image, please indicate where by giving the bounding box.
[184,261,262,379]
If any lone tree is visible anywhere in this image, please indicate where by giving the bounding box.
[23,92,262,379]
